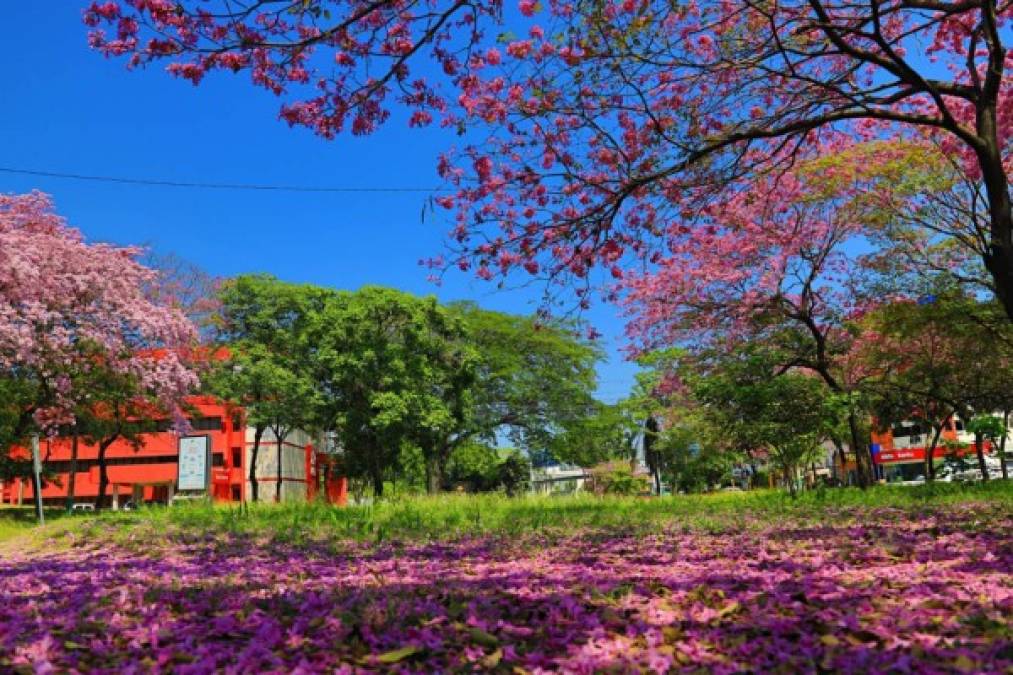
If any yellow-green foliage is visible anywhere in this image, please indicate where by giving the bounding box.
[797,140,956,229]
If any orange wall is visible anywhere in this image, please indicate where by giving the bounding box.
[7,396,245,504]
[3,396,346,506]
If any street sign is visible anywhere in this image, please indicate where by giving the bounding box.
[177,435,211,491]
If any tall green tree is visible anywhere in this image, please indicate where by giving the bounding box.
[209,275,330,502]
[449,303,603,470]
[313,287,476,496]
[0,374,38,482]
[548,402,640,469]
[75,366,153,511]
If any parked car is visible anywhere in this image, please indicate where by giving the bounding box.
[70,503,94,512]
[934,467,955,482]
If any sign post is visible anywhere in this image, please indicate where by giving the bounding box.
[177,435,211,496]
[31,434,44,525]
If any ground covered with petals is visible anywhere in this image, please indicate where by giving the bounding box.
[1,497,1011,673]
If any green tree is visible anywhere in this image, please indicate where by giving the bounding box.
[449,303,603,470]
[967,415,1003,482]
[624,349,692,493]
[640,415,742,494]
[313,287,476,496]
[548,402,640,468]
[0,374,38,481]
[64,345,188,511]
[587,461,650,495]
[209,275,330,502]
[692,348,845,497]
[445,441,501,491]
[75,367,151,511]
[860,292,1013,481]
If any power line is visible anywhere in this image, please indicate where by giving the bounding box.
[0,166,442,194]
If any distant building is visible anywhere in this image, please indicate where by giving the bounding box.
[871,415,1002,481]
[530,464,588,495]
[1,395,347,508]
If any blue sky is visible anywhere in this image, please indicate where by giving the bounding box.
[0,3,637,403]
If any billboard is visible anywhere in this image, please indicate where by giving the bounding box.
[177,435,211,491]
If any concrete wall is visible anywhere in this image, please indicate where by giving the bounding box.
[243,427,324,502]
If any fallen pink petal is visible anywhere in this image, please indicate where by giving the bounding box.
[2,501,1010,673]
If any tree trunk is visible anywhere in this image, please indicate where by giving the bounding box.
[426,453,443,495]
[95,436,117,511]
[372,469,384,498]
[829,439,844,485]
[924,419,947,483]
[975,101,1013,321]
[1001,410,1009,481]
[249,425,264,502]
[846,410,871,488]
[64,430,79,512]
[975,431,989,482]
[274,429,287,503]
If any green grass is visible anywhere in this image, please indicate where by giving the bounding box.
[3,480,1011,550]
[0,506,73,547]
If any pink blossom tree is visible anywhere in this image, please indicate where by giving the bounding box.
[0,192,199,445]
[84,0,1011,316]
[618,151,897,484]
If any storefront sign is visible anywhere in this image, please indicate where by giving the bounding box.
[875,445,984,464]
[877,449,925,463]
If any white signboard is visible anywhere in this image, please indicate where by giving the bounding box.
[177,435,210,491]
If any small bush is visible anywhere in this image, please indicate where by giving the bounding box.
[588,461,651,495]
[497,451,531,496]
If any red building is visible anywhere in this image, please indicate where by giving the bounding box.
[1,396,347,508]
[870,416,995,481]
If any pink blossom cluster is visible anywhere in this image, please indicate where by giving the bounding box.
[0,192,199,429]
[2,504,1010,672]
[620,161,867,356]
[82,1,1011,309]
[427,0,1011,293]
[83,0,503,138]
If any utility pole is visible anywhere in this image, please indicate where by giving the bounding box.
[31,433,45,525]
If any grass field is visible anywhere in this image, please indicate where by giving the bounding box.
[2,483,1011,672]
[5,480,1012,548]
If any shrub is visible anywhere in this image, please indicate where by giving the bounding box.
[497,452,531,496]
[588,461,651,496]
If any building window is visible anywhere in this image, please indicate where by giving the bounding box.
[212,453,224,467]
[231,447,243,468]
[46,455,183,473]
[191,417,223,431]
[231,485,242,502]
[891,423,925,438]
[231,413,244,432]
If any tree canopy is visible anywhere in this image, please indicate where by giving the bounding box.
[85,0,1012,317]
[313,286,477,496]
[0,192,199,478]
